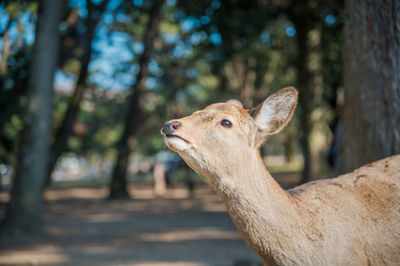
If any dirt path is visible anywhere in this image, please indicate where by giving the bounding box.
[0,185,262,266]
[0,172,300,266]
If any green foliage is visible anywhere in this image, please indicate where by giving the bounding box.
[0,0,344,176]
[4,1,37,17]
[0,1,37,164]
[72,89,126,157]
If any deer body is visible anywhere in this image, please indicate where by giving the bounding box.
[161,87,400,265]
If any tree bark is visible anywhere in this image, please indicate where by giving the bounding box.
[0,0,63,235]
[340,0,400,173]
[44,0,108,189]
[108,1,162,199]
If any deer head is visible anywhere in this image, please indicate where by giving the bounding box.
[161,87,298,183]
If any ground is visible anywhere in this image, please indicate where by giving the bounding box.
[0,173,299,266]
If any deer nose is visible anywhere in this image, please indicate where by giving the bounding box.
[162,121,181,135]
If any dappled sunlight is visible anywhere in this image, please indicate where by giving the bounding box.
[0,185,261,265]
[84,212,130,223]
[44,184,198,201]
[133,262,207,266]
[134,227,241,243]
[0,245,69,265]
[45,187,109,201]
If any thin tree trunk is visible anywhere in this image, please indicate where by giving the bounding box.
[340,0,400,173]
[296,19,314,183]
[108,1,162,199]
[0,18,12,77]
[0,0,63,236]
[44,0,108,189]
[292,1,324,183]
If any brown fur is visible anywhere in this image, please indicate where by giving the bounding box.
[162,87,400,265]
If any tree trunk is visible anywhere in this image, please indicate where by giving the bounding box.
[108,1,162,199]
[0,0,63,235]
[0,18,12,77]
[292,1,325,183]
[340,0,400,173]
[295,16,313,182]
[44,0,108,189]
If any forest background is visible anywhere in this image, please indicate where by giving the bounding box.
[0,0,399,244]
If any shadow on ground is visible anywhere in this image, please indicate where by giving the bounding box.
[0,173,299,266]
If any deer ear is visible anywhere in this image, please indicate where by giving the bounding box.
[226,99,243,108]
[250,87,298,139]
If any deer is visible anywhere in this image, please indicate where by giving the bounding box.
[161,87,400,265]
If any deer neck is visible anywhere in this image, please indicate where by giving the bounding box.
[198,150,311,265]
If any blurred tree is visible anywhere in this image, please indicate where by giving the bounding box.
[0,13,12,77]
[340,0,400,173]
[0,0,63,235]
[291,0,344,183]
[109,0,163,199]
[0,0,346,196]
[0,1,37,165]
[183,0,294,107]
[180,0,328,174]
[44,0,108,189]
[213,0,271,107]
[320,1,343,175]
[291,0,323,183]
[176,1,303,173]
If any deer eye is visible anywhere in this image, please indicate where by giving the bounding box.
[220,119,232,128]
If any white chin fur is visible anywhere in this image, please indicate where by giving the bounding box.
[165,137,190,151]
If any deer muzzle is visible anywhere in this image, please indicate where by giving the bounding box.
[161,121,181,135]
